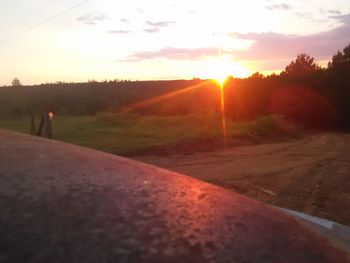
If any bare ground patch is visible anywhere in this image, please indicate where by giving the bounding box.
[134,133,350,226]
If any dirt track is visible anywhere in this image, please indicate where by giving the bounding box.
[135,133,350,226]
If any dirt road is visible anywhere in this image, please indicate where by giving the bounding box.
[135,133,350,225]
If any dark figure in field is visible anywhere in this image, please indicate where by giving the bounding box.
[30,113,36,135]
[37,107,53,139]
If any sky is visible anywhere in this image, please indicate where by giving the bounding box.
[0,0,349,85]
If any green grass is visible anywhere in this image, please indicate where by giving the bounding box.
[0,112,297,155]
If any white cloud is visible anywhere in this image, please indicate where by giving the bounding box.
[77,13,109,25]
[266,3,292,10]
[122,47,225,61]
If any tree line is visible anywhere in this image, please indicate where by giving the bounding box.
[0,43,349,129]
[223,44,350,128]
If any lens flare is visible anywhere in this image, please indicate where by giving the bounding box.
[218,82,228,148]
[48,112,54,120]
[123,81,211,111]
[121,78,229,150]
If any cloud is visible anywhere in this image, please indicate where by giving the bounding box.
[142,21,176,34]
[329,13,350,24]
[328,10,341,15]
[119,18,129,23]
[227,15,350,69]
[122,47,225,61]
[108,30,131,34]
[145,21,176,27]
[295,11,328,24]
[136,8,144,14]
[295,12,312,19]
[119,13,350,72]
[143,28,160,33]
[95,14,109,21]
[266,3,292,10]
[77,13,109,25]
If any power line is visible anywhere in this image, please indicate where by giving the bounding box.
[0,0,88,45]
[0,0,63,31]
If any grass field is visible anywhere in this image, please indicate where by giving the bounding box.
[0,112,299,155]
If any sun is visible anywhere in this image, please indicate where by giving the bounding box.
[208,60,231,87]
[215,74,229,87]
[204,57,250,87]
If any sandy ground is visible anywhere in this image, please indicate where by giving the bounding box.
[135,133,350,226]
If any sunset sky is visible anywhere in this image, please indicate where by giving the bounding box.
[0,0,349,85]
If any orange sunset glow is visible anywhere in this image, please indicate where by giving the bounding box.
[1,0,349,85]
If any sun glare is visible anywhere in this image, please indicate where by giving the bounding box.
[219,80,227,148]
[215,74,228,87]
[204,57,250,85]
